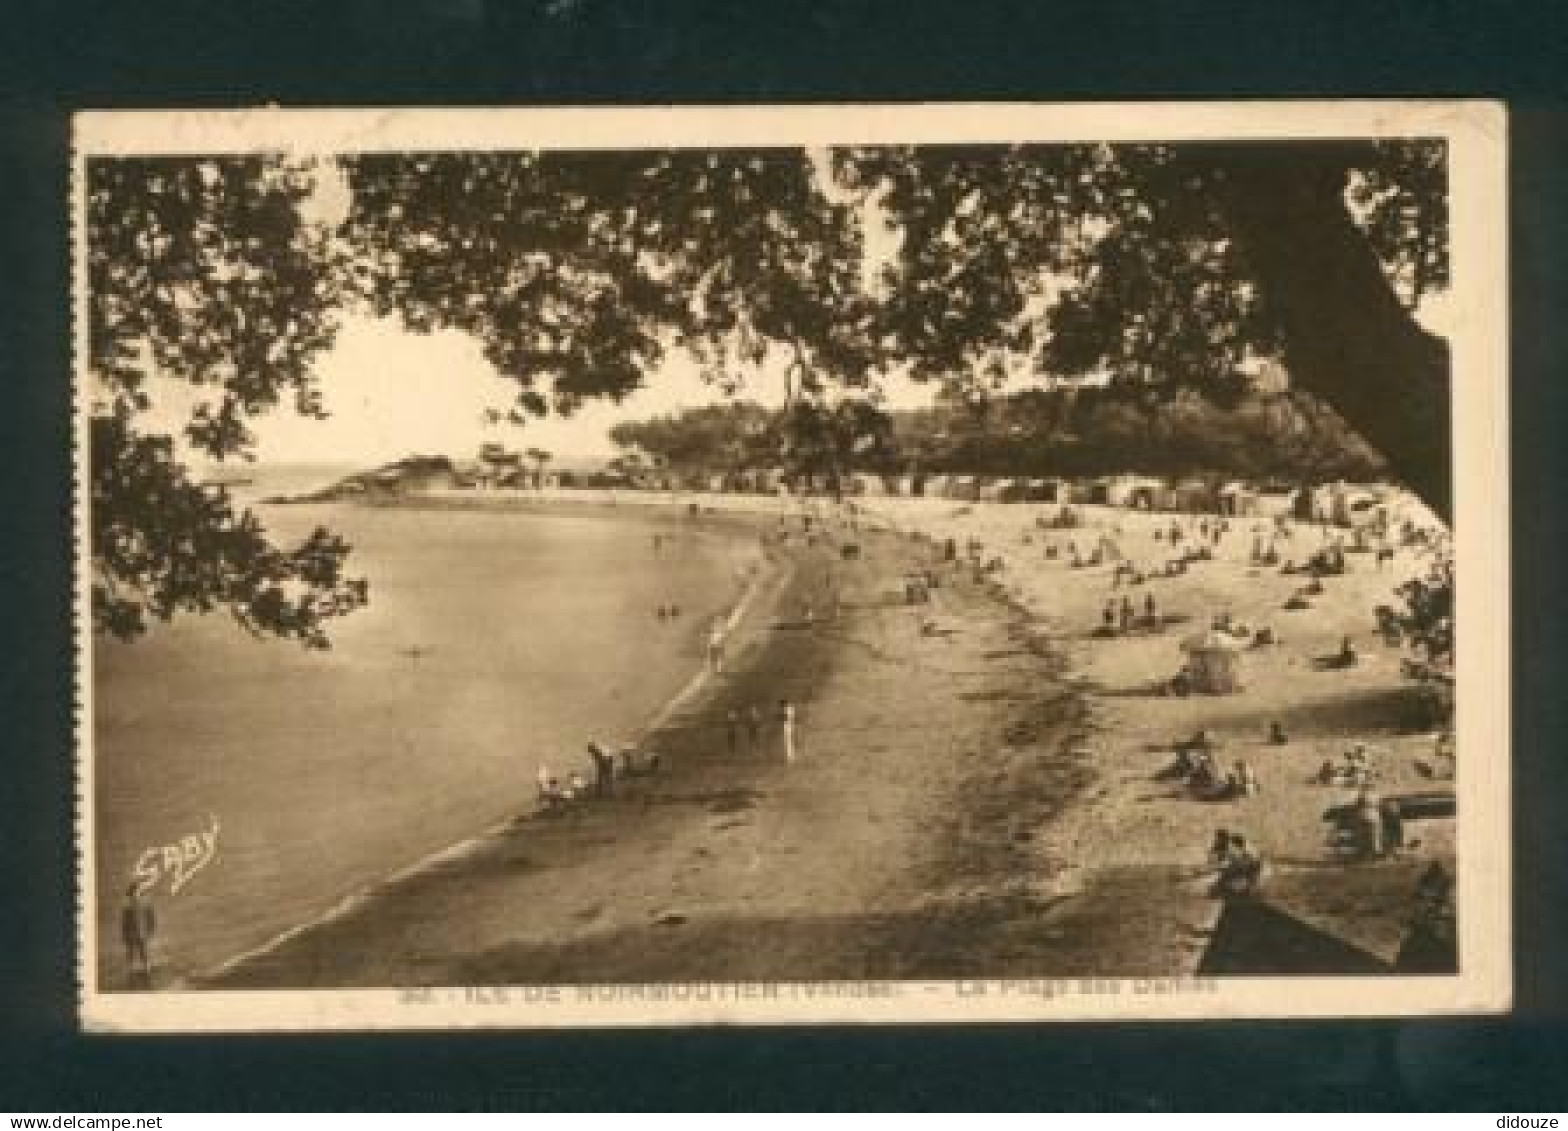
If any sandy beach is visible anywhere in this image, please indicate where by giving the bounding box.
[201,489,1454,987]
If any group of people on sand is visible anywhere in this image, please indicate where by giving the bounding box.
[536,741,665,812]
[537,697,802,816]
[1330,785,1414,861]
[1167,730,1260,802]
[727,700,798,763]
[1209,828,1267,897]
[1100,591,1161,635]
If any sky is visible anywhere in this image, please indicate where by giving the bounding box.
[242,314,939,465]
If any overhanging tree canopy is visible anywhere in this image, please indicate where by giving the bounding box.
[86,139,1451,646]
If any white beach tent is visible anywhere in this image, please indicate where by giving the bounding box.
[1218,481,1259,516]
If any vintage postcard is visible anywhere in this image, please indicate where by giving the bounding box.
[74,102,1509,1030]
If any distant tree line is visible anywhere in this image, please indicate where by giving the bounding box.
[610,379,1386,487]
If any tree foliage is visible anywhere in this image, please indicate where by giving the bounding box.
[88,140,1452,647]
[86,157,366,646]
[611,382,1383,484]
[342,149,873,416]
[609,401,777,474]
[837,139,1451,514]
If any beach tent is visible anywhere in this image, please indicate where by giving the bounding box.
[1218,481,1259,516]
[1113,475,1166,510]
[1338,485,1383,527]
[1070,479,1104,505]
[924,474,953,499]
[891,473,917,497]
[997,477,1033,503]
[1100,474,1156,508]
[976,477,1009,502]
[1170,477,1219,513]
[1180,631,1244,694]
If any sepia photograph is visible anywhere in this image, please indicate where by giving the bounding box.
[73,103,1508,1030]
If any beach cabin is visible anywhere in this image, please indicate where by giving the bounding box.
[952,475,983,501]
[1180,631,1244,695]
[1339,485,1383,527]
[996,477,1032,503]
[1169,477,1219,514]
[1068,479,1103,505]
[1083,477,1115,505]
[1032,477,1068,504]
[976,477,1009,503]
[1218,481,1259,516]
[1106,474,1166,510]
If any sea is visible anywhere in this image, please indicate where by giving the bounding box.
[92,464,761,985]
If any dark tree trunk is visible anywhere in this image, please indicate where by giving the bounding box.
[1206,145,1452,523]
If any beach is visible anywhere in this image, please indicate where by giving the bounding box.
[185,486,1455,989]
[204,500,1099,985]
[94,494,768,985]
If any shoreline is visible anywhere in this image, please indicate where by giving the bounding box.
[192,496,792,987]
[185,486,1450,988]
[201,504,1099,988]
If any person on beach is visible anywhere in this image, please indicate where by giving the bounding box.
[778,698,797,763]
[725,708,740,754]
[121,883,156,984]
[1119,595,1136,632]
[538,775,567,813]
[1351,788,1385,858]
[1214,834,1265,897]
[536,763,560,808]
[1143,591,1157,626]
[746,704,763,749]
[1268,720,1289,745]
[587,741,616,796]
[1379,797,1406,854]
[1209,828,1233,866]
[1103,600,1117,632]
[707,617,727,673]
